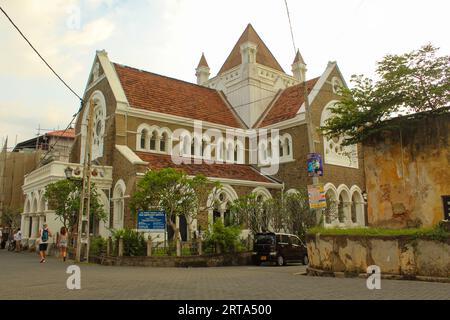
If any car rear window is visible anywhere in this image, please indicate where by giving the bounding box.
[255,234,275,244]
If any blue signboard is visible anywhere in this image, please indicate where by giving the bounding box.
[137,211,166,232]
[307,153,324,177]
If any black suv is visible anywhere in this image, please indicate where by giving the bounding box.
[252,232,308,266]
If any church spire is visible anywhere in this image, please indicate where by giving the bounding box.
[292,49,307,82]
[195,53,210,86]
[197,53,209,68]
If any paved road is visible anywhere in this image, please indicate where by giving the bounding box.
[0,250,448,300]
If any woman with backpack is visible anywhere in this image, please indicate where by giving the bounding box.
[38,224,52,263]
[58,227,68,262]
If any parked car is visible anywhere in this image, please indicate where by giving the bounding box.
[252,232,308,266]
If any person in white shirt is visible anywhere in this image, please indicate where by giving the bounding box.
[14,228,22,252]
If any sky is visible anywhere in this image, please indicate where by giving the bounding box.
[0,0,449,149]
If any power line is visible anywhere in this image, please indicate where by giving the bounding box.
[0,5,85,166]
[284,0,297,56]
[0,6,83,102]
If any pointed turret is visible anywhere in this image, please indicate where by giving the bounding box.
[218,23,284,75]
[292,49,307,82]
[195,53,210,85]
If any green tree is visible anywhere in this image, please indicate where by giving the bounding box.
[320,44,450,145]
[130,168,217,256]
[1,206,21,230]
[186,175,222,239]
[229,193,264,234]
[283,189,316,240]
[262,193,286,233]
[44,179,106,235]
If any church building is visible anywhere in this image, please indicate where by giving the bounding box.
[20,24,366,247]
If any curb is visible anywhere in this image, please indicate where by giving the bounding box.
[306,267,450,283]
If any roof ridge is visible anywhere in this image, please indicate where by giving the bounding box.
[257,77,321,127]
[113,62,218,93]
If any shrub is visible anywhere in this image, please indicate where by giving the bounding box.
[203,220,242,253]
[111,229,146,256]
[307,225,450,240]
[89,236,106,256]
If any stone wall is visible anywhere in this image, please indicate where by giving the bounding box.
[94,252,253,268]
[306,233,450,279]
[364,113,450,228]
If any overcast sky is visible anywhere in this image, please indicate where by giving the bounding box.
[1,0,449,149]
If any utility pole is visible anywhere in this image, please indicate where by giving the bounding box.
[75,99,95,263]
[303,76,324,224]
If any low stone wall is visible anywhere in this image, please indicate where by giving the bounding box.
[91,252,253,268]
[306,233,450,280]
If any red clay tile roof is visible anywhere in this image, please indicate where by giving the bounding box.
[136,152,275,184]
[114,63,243,128]
[218,24,284,75]
[257,78,320,127]
[46,128,75,138]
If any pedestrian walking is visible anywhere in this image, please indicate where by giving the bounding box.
[58,226,68,262]
[14,228,22,252]
[38,224,52,263]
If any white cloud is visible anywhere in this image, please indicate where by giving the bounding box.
[62,17,115,47]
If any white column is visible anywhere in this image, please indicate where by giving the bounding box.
[356,202,366,226]
[342,202,351,227]
[20,214,26,237]
[31,216,39,239]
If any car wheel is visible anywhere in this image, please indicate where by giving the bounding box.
[303,255,309,265]
[276,255,285,266]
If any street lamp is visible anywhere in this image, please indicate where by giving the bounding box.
[64,166,74,179]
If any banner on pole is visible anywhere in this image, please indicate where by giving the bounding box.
[307,153,324,177]
[307,184,327,210]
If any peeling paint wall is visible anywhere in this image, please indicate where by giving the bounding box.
[364,114,450,228]
[306,234,450,278]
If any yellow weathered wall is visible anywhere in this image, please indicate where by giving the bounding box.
[306,234,450,278]
[364,114,450,228]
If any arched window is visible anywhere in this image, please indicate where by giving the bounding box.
[324,183,339,226]
[350,186,365,226]
[140,129,148,150]
[113,180,126,230]
[227,142,234,162]
[285,137,291,156]
[337,186,351,225]
[279,141,284,157]
[321,101,358,168]
[160,132,168,152]
[183,135,191,156]
[150,131,157,151]
[235,140,245,164]
[81,91,106,163]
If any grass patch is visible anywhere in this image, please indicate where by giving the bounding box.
[308,224,449,240]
